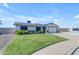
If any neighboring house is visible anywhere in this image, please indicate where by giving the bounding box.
[59,28,70,32]
[59,28,79,32]
[72,28,79,31]
[14,21,59,33]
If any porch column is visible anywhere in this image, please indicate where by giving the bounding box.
[45,27,48,34]
[41,26,43,31]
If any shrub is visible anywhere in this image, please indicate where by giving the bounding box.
[25,30,29,34]
[37,30,44,34]
[28,31,35,34]
[22,30,27,34]
[15,30,21,35]
[15,30,27,35]
[34,31,38,34]
[15,30,44,35]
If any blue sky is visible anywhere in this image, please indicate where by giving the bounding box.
[0,3,79,28]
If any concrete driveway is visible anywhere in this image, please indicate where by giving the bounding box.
[32,32,79,55]
[0,34,13,54]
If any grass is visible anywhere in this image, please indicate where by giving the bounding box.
[3,34,66,55]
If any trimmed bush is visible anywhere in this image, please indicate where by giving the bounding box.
[34,31,38,34]
[25,30,29,34]
[22,30,27,34]
[15,30,44,35]
[15,30,27,35]
[37,30,44,34]
[28,31,35,34]
[15,30,21,35]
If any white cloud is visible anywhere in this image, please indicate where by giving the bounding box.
[13,15,64,26]
[12,15,55,24]
[53,17,64,25]
[74,14,79,27]
[3,3,9,8]
[0,7,63,28]
[53,19,59,25]
[46,16,54,19]
[74,14,79,20]
[77,20,79,23]
[0,17,15,27]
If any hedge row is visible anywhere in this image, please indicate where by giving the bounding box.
[15,30,44,35]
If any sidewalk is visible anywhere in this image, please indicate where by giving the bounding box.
[32,33,79,55]
[0,34,13,54]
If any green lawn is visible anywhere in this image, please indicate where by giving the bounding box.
[3,34,66,55]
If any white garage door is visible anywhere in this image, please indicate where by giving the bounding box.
[48,28,57,33]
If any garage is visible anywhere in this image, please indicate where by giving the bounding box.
[48,27,57,33]
[46,23,59,33]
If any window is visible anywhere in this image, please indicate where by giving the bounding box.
[20,26,27,30]
[36,26,41,31]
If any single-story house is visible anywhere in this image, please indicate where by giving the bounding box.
[14,21,59,33]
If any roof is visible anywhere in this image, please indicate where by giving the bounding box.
[14,22,45,27]
[45,23,59,27]
[14,22,59,27]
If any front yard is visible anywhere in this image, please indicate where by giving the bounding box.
[3,34,66,55]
